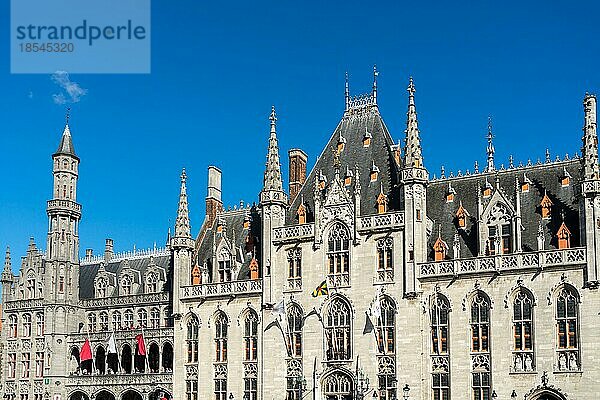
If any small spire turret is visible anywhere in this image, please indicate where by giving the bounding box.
[262,106,284,192]
[403,77,424,169]
[582,93,600,180]
[175,168,192,238]
[486,116,495,172]
[2,246,12,282]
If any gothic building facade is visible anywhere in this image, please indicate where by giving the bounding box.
[2,71,600,400]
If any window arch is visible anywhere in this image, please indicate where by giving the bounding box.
[430,293,450,400]
[376,296,396,355]
[9,314,18,338]
[512,288,535,372]
[470,291,491,400]
[23,313,32,337]
[376,238,393,283]
[485,202,512,255]
[112,311,122,330]
[124,309,134,329]
[99,311,109,331]
[218,248,232,282]
[555,285,580,371]
[322,371,353,400]
[244,310,258,361]
[26,275,36,299]
[121,274,133,295]
[87,313,97,333]
[325,297,352,361]
[327,222,350,287]
[215,312,228,362]
[287,303,304,357]
[187,315,199,363]
[96,277,108,297]
[146,272,159,293]
[138,309,148,328]
[150,307,160,329]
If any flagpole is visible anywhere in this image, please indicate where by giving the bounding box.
[85,322,95,375]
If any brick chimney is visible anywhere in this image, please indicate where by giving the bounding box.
[206,166,223,227]
[288,149,307,202]
[104,239,114,262]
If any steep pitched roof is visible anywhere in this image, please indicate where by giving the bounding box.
[288,105,401,221]
[54,124,78,160]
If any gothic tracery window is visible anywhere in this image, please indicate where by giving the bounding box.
[215,312,228,362]
[376,237,394,282]
[99,311,109,331]
[325,297,351,361]
[121,274,133,295]
[327,222,350,287]
[9,314,18,338]
[124,309,134,329]
[376,296,396,355]
[556,286,580,371]
[138,309,148,328]
[26,276,36,299]
[287,248,302,290]
[112,311,122,330]
[87,313,97,333]
[187,315,199,363]
[486,203,512,255]
[23,314,32,337]
[96,277,108,297]
[287,304,304,357]
[512,289,535,372]
[146,272,159,293]
[218,248,232,283]
[244,310,258,361]
[150,307,161,328]
[431,294,450,400]
[470,292,492,400]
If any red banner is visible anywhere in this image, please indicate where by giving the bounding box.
[80,339,92,361]
[135,334,146,356]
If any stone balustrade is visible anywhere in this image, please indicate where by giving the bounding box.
[357,212,404,232]
[181,279,263,300]
[273,223,315,243]
[68,328,174,344]
[418,247,586,279]
[4,298,44,311]
[79,292,169,308]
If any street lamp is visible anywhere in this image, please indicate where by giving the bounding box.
[402,384,410,400]
[229,394,234,400]
[372,391,378,399]
[491,391,497,399]
[511,390,517,399]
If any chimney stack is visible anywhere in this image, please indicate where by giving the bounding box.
[85,249,94,259]
[104,238,114,262]
[206,166,223,227]
[288,149,307,202]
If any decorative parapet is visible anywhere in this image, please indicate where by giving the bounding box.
[419,247,586,278]
[66,372,172,389]
[68,328,174,344]
[4,298,44,311]
[79,292,169,308]
[581,180,600,195]
[181,279,262,300]
[80,246,169,266]
[273,223,315,243]
[358,212,404,232]
[47,199,81,216]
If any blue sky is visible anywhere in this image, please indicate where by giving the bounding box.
[1,1,599,269]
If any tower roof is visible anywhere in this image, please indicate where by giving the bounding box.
[1,246,13,282]
[262,106,284,193]
[54,123,79,160]
[403,77,424,168]
[175,168,192,238]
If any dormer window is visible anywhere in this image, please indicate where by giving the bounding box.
[191,264,201,285]
[218,248,232,282]
[297,203,307,224]
[146,272,159,293]
[337,133,346,153]
[363,131,372,147]
[540,191,553,219]
[318,171,327,190]
[96,277,108,297]
[557,222,571,249]
[243,216,250,230]
[561,168,572,187]
[456,202,469,229]
[521,182,529,192]
[446,183,456,203]
[485,202,512,255]
[377,189,388,214]
[121,275,132,295]
[370,161,379,182]
[433,236,448,261]
[344,166,353,186]
[483,187,492,198]
[249,258,259,280]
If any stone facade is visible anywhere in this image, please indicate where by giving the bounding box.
[2,73,600,400]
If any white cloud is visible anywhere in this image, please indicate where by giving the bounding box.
[51,71,87,104]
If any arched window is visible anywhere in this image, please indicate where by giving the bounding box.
[9,314,18,338]
[187,315,199,363]
[322,372,353,400]
[112,311,122,330]
[121,344,133,374]
[287,304,303,357]
[376,297,396,355]
[325,297,351,361]
[215,313,228,362]
[26,276,36,299]
[146,272,159,293]
[150,308,160,329]
[218,248,232,282]
[512,289,535,372]
[138,309,148,328]
[148,342,160,373]
[556,286,579,371]
[35,313,44,336]
[327,223,350,287]
[431,294,450,400]
[162,342,174,372]
[486,203,512,255]
[244,310,258,361]
[376,238,393,282]
[87,313,97,333]
[99,312,109,331]
[470,292,491,400]
[96,277,108,297]
[23,314,32,337]
[121,274,132,295]
[95,345,106,374]
[376,296,397,400]
[124,309,134,329]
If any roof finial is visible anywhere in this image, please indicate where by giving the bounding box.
[407,77,416,105]
[344,72,350,111]
[372,65,378,103]
[66,107,71,125]
[269,105,277,135]
[545,148,551,163]
[486,116,495,172]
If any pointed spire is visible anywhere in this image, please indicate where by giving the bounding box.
[486,116,495,172]
[262,106,284,192]
[372,65,378,103]
[54,108,77,158]
[175,168,192,238]
[403,77,424,169]
[582,93,599,180]
[344,72,350,111]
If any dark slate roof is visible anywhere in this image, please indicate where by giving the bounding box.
[54,125,78,160]
[426,159,582,260]
[78,254,171,299]
[195,206,261,281]
[288,106,401,222]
